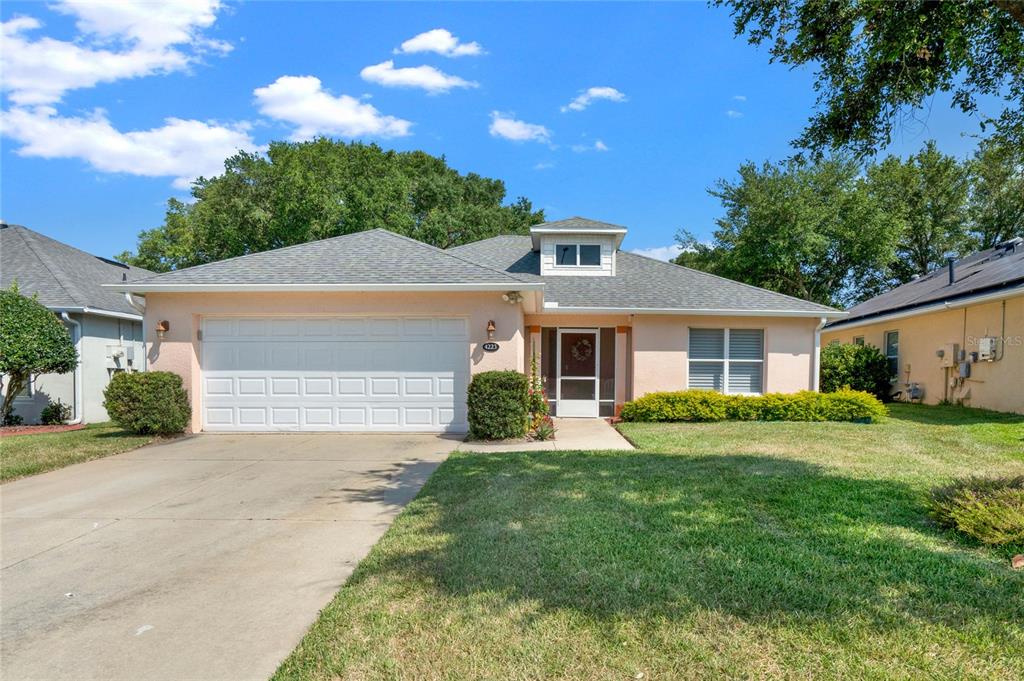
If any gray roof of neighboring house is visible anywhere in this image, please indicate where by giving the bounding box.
[1,223,153,317]
[529,216,626,232]
[826,238,1024,329]
[121,228,532,288]
[449,234,839,314]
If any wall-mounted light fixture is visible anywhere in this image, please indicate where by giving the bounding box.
[156,320,170,339]
[501,291,523,305]
[486,320,496,340]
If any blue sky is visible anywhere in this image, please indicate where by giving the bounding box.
[0,1,996,262]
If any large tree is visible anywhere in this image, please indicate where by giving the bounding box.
[0,284,78,425]
[968,136,1024,248]
[119,140,545,271]
[716,0,1024,156]
[675,157,899,307]
[866,141,971,284]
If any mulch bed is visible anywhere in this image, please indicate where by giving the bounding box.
[0,423,86,438]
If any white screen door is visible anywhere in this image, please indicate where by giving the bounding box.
[557,329,599,417]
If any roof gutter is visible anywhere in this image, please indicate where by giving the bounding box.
[48,306,142,321]
[541,304,846,318]
[104,282,546,294]
[825,285,1024,331]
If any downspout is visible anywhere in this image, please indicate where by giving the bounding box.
[811,316,827,392]
[124,292,147,370]
[60,313,83,424]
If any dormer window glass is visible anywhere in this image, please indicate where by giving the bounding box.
[556,243,601,267]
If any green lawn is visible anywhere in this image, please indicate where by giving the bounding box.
[275,404,1024,680]
[0,423,157,482]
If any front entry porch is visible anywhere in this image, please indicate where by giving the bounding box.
[527,321,631,418]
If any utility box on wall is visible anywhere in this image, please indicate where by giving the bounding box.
[939,343,958,368]
[977,336,997,361]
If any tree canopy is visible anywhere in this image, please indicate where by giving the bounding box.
[676,157,899,307]
[716,0,1024,156]
[676,141,1023,307]
[118,139,545,272]
[0,283,78,424]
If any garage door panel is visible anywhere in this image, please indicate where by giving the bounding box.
[202,316,469,432]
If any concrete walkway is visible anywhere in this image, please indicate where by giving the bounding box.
[1,433,457,681]
[458,417,634,452]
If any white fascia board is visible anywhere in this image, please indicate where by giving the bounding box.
[530,228,627,250]
[48,306,142,321]
[824,285,1024,332]
[540,304,846,318]
[103,282,546,294]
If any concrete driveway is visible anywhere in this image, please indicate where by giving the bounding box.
[1,433,457,681]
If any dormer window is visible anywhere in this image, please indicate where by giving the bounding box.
[556,244,601,267]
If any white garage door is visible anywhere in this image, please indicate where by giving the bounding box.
[200,316,469,432]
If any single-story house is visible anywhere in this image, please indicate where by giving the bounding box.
[1,224,152,423]
[108,218,844,432]
[822,237,1023,414]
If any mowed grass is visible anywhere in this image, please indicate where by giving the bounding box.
[0,423,156,482]
[275,404,1024,680]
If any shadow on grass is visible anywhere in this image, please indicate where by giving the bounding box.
[349,451,1023,635]
[886,402,1024,427]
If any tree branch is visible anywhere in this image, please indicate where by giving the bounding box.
[994,0,1024,29]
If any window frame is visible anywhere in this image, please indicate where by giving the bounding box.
[687,328,765,395]
[853,336,865,346]
[884,330,900,380]
[554,243,603,268]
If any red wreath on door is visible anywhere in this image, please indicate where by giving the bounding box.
[570,338,593,362]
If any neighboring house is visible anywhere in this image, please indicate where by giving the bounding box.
[822,238,1024,414]
[109,218,844,433]
[1,224,152,423]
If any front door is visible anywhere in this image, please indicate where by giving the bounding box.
[558,329,599,417]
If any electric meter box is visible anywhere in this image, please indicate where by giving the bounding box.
[977,336,997,361]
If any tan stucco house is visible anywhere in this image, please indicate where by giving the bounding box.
[1,224,151,423]
[822,237,1024,414]
[108,218,844,432]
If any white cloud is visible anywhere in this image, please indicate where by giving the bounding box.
[571,139,610,153]
[732,95,747,101]
[561,86,627,113]
[360,60,477,94]
[488,112,550,143]
[533,161,555,171]
[394,28,483,57]
[725,109,744,119]
[0,106,260,189]
[254,76,412,140]
[631,244,684,262]
[0,0,229,106]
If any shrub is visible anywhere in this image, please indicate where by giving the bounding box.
[467,370,529,440]
[40,399,72,425]
[103,371,190,435]
[929,476,1024,545]
[620,388,886,423]
[0,283,78,424]
[820,343,893,401]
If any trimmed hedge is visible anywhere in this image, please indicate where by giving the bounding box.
[103,371,190,435]
[619,388,887,423]
[467,370,529,440]
[929,476,1024,545]
[820,343,893,401]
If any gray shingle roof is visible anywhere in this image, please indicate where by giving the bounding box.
[123,228,532,287]
[450,235,839,314]
[827,239,1024,328]
[530,216,626,232]
[1,224,153,316]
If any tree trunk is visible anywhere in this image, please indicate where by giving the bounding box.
[1,373,28,425]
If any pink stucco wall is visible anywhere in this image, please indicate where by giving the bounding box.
[143,291,822,431]
[631,315,820,397]
[143,291,525,431]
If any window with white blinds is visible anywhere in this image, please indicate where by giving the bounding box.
[688,328,764,394]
